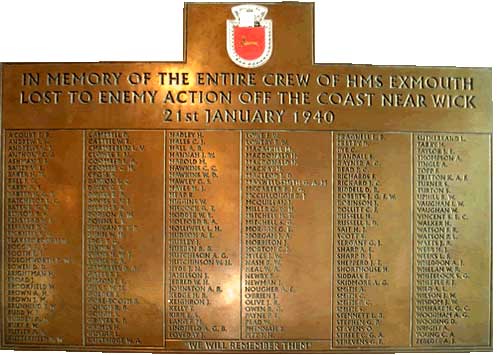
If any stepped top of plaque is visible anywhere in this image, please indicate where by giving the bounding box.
[0,2,492,132]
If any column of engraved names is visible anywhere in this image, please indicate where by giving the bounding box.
[413,134,491,346]
[85,130,163,347]
[334,133,411,347]
[242,132,331,342]
[4,130,82,345]
[166,131,239,343]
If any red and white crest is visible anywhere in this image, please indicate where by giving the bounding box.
[227,5,272,68]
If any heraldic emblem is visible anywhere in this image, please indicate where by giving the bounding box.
[226,5,273,68]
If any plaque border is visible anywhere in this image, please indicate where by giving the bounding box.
[0,1,494,351]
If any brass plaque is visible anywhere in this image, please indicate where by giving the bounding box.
[0,2,492,353]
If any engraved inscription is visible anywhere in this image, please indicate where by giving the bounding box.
[84,130,163,347]
[4,130,82,345]
[413,134,491,346]
[242,132,331,340]
[166,131,239,341]
[333,133,411,347]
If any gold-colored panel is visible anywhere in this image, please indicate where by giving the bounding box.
[0,2,492,353]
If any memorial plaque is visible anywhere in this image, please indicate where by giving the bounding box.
[0,2,492,353]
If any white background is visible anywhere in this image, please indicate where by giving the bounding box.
[0,0,498,354]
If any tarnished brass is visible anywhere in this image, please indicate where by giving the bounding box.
[0,2,492,353]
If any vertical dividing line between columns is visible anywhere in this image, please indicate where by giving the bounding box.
[0,65,4,347]
[410,133,414,347]
[163,130,167,349]
[330,131,334,350]
[82,130,86,346]
[0,63,5,347]
[239,130,243,340]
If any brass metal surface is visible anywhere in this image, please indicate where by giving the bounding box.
[0,2,492,353]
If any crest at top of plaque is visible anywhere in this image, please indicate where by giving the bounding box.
[226,4,273,68]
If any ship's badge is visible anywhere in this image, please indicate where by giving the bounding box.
[227,5,272,68]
